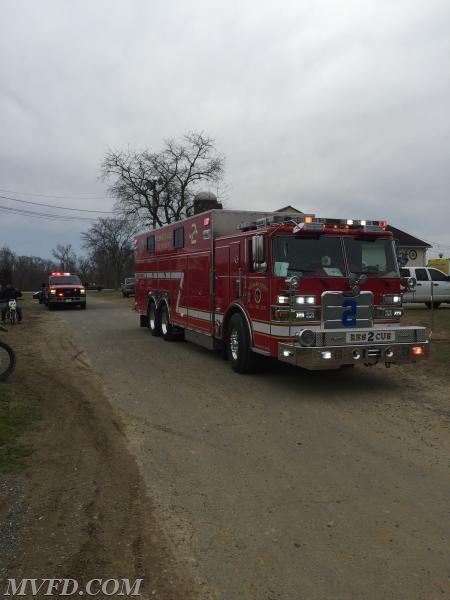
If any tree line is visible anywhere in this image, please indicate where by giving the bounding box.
[0,131,225,291]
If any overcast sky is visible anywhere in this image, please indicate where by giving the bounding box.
[1,0,449,260]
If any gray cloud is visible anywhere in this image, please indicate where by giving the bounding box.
[1,0,449,258]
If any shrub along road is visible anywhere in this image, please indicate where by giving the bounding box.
[1,295,449,600]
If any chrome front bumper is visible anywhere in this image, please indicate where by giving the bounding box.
[278,327,430,370]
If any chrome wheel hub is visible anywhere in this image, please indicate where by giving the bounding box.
[230,328,239,360]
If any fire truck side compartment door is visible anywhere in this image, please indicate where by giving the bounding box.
[215,246,230,312]
[187,253,212,333]
[230,242,241,300]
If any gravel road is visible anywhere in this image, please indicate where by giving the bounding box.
[57,294,450,600]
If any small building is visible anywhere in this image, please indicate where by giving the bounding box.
[387,226,431,267]
[276,205,304,215]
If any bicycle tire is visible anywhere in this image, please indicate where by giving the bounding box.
[9,310,16,326]
[0,341,16,381]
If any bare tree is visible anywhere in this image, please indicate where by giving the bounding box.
[52,243,77,272]
[76,256,95,284]
[101,131,225,229]
[0,246,17,284]
[81,217,138,288]
[1,246,58,290]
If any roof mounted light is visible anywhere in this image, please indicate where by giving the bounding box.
[293,216,388,233]
[238,214,388,233]
[237,221,257,231]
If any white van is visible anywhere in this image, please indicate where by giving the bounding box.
[401,267,450,308]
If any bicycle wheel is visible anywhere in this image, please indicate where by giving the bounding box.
[0,341,16,381]
[9,310,16,326]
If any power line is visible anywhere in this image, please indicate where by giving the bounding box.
[0,187,110,201]
[0,194,114,214]
[0,204,97,222]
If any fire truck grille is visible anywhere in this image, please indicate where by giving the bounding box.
[57,288,80,296]
[321,291,373,330]
[395,329,427,343]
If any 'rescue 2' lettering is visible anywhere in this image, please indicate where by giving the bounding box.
[348,331,394,343]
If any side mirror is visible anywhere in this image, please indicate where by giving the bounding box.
[285,275,299,290]
[401,276,416,291]
[252,235,265,263]
[252,235,267,272]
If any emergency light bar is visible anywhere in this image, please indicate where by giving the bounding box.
[238,214,306,231]
[51,272,72,276]
[293,217,387,233]
[238,214,388,232]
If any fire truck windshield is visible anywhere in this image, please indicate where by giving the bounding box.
[49,275,82,285]
[343,236,399,277]
[272,235,399,278]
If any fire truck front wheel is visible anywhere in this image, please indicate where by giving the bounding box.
[228,313,259,374]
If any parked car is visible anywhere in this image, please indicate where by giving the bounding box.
[84,282,104,291]
[401,266,450,308]
[121,277,135,297]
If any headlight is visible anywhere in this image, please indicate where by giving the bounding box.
[277,295,289,304]
[80,288,86,294]
[295,295,316,305]
[50,289,56,295]
[379,307,403,318]
[295,310,316,320]
[382,294,402,305]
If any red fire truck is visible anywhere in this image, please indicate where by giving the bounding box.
[134,197,430,372]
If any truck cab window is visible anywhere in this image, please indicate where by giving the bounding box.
[429,269,448,282]
[272,235,345,277]
[415,269,428,281]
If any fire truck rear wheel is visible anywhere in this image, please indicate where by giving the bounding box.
[228,313,259,374]
[160,304,178,341]
[148,302,161,336]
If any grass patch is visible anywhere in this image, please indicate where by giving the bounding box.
[402,306,450,367]
[402,306,450,335]
[87,289,133,301]
[0,385,41,473]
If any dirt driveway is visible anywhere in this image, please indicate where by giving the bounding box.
[1,300,198,600]
[1,296,449,600]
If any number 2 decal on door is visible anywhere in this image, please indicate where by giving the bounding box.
[342,299,357,327]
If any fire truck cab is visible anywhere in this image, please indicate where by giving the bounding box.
[134,200,430,372]
[44,272,86,310]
